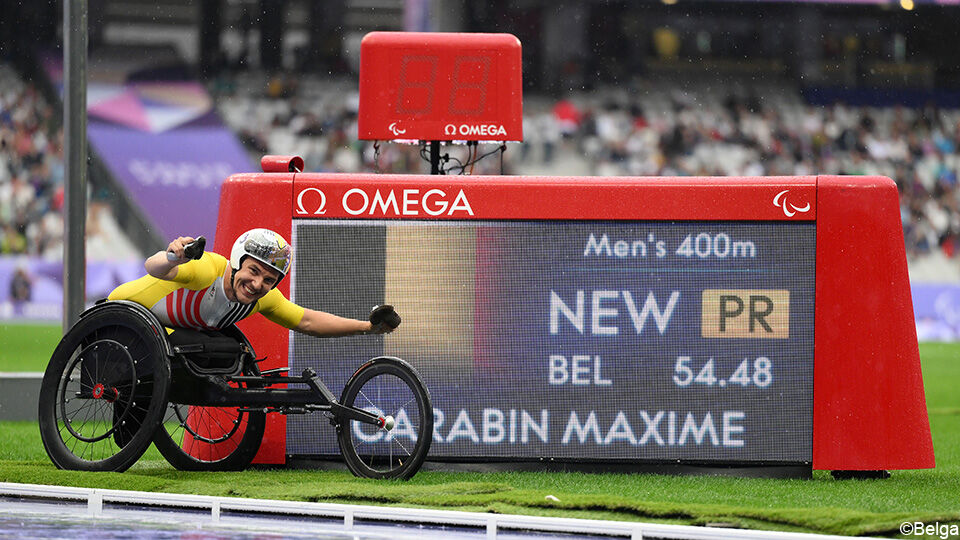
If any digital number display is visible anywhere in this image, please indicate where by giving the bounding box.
[287,219,815,464]
[394,55,491,116]
[358,32,523,142]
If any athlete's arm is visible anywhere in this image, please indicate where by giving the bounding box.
[295,308,377,337]
[258,289,394,337]
[145,236,198,280]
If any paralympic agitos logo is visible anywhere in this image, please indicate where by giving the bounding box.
[773,190,811,217]
[296,187,474,217]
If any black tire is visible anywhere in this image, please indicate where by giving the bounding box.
[337,357,432,480]
[38,307,170,472]
[153,363,266,471]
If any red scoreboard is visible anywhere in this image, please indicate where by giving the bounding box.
[215,159,935,474]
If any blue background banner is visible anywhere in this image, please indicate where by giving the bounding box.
[42,51,255,246]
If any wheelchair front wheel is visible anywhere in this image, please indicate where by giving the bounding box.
[336,357,432,480]
[153,363,266,471]
[38,307,170,471]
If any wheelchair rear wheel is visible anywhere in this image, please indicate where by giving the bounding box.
[38,307,170,471]
[153,363,266,471]
[336,357,432,480]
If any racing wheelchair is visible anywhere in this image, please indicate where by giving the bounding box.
[37,300,433,480]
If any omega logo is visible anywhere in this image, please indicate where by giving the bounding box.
[295,187,327,215]
[342,188,474,216]
[295,187,474,217]
[443,124,508,137]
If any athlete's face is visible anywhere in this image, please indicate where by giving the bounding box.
[229,258,280,304]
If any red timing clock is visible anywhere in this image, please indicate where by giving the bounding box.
[358,32,523,142]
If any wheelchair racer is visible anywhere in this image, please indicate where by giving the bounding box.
[108,228,395,336]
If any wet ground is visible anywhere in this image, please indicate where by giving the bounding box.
[0,496,601,540]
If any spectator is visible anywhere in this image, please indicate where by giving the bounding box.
[10,265,31,302]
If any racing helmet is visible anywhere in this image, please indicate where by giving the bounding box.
[229,228,292,287]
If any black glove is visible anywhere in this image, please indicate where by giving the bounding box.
[166,236,206,262]
[369,304,401,329]
[183,236,206,260]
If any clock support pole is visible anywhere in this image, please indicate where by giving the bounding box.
[430,141,441,175]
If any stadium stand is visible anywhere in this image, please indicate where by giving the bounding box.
[6,1,957,276]
[212,71,960,281]
[4,50,958,280]
[0,62,139,261]
[1,1,959,337]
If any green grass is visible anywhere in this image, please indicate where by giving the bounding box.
[0,322,59,372]
[1,339,958,537]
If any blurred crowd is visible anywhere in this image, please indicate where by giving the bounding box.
[523,91,960,267]
[216,74,960,276]
[5,61,960,279]
[0,63,65,259]
[0,62,135,261]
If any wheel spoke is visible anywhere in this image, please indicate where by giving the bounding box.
[392,436,412,457]
[357,388,378,411]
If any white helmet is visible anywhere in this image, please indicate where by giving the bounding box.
[230,228,292,286]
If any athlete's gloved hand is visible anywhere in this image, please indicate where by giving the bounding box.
[368,304,401,334]
[166,236,206,263]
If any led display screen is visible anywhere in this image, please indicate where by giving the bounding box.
[287,219,815,464]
